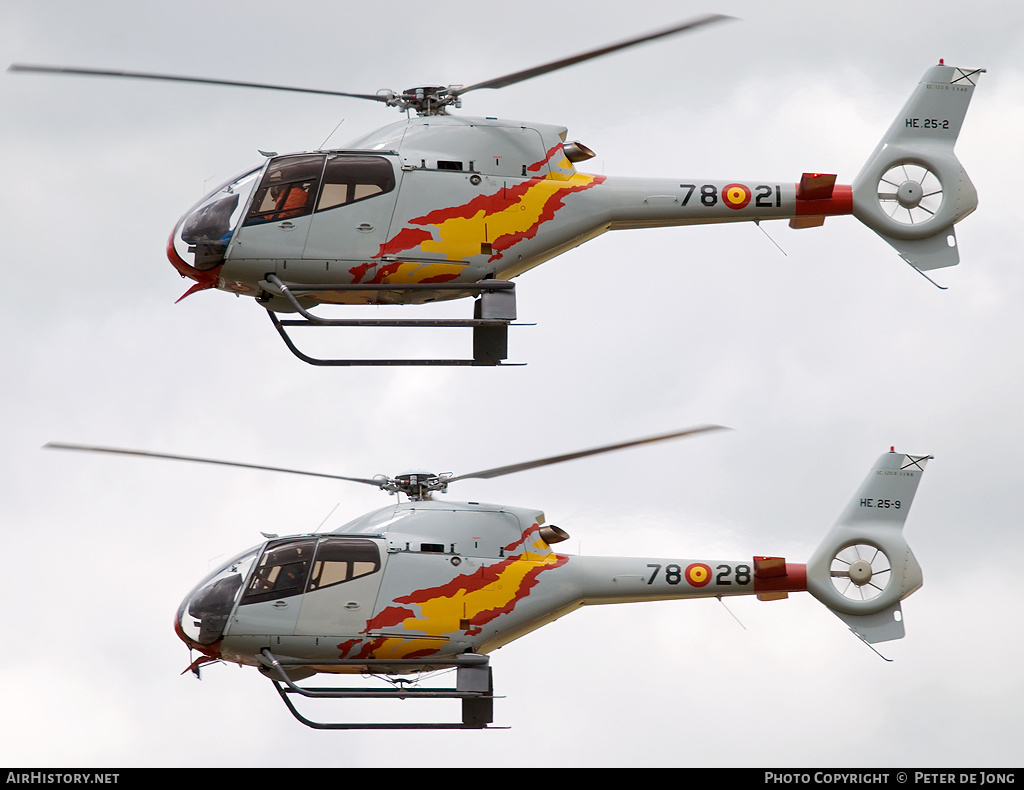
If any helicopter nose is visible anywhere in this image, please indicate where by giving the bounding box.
[166,164,262,301]
[167,230,220,301]
[174,597,217,656]
[176,547,259,653]
[175,583,232,657]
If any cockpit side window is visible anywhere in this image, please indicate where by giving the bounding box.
[307,538,381,592]
[315,156,396,212]
[245,155,326,225]
[241,538,318,604]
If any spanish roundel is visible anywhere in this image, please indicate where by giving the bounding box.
[686,563,712,587]
[723,183,751,210]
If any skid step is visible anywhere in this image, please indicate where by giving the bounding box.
[263,275,523,366]
[259,650,503,730]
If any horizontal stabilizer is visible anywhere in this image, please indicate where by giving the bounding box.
[790,215,825,230]
[796,173,837,201]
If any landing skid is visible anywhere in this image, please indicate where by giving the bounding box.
[259,650,503,730]
[262,275,523,366]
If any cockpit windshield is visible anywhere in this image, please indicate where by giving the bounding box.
[178,545,260,646]
[172,166,262,271]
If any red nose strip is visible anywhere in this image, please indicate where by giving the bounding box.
[173,608,222,659]
[166,230,219,301]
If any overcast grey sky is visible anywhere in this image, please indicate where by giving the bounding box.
[2,0,1023,767]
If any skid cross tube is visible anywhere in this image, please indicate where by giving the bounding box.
[262,274,521,366]
[259,650,500,730]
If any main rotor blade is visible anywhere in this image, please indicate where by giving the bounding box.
[44,442,381,486]
[8,64,389,103]
[447,425,727,482]
[457,14,732,94]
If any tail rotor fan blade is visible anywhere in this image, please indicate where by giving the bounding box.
[876,163,944,225]
[829,543,893,602]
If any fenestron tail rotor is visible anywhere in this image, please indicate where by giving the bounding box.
[829,543,893,602]
[876,163,944,226]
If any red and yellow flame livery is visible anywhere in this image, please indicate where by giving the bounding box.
[341,143,606,292]
[342,522,568,662]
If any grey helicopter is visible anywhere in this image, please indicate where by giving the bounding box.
[11,15,983,365]
[48,427,930,729]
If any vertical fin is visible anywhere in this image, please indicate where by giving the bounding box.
[852,64,983,271]
[806,450,929,643]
